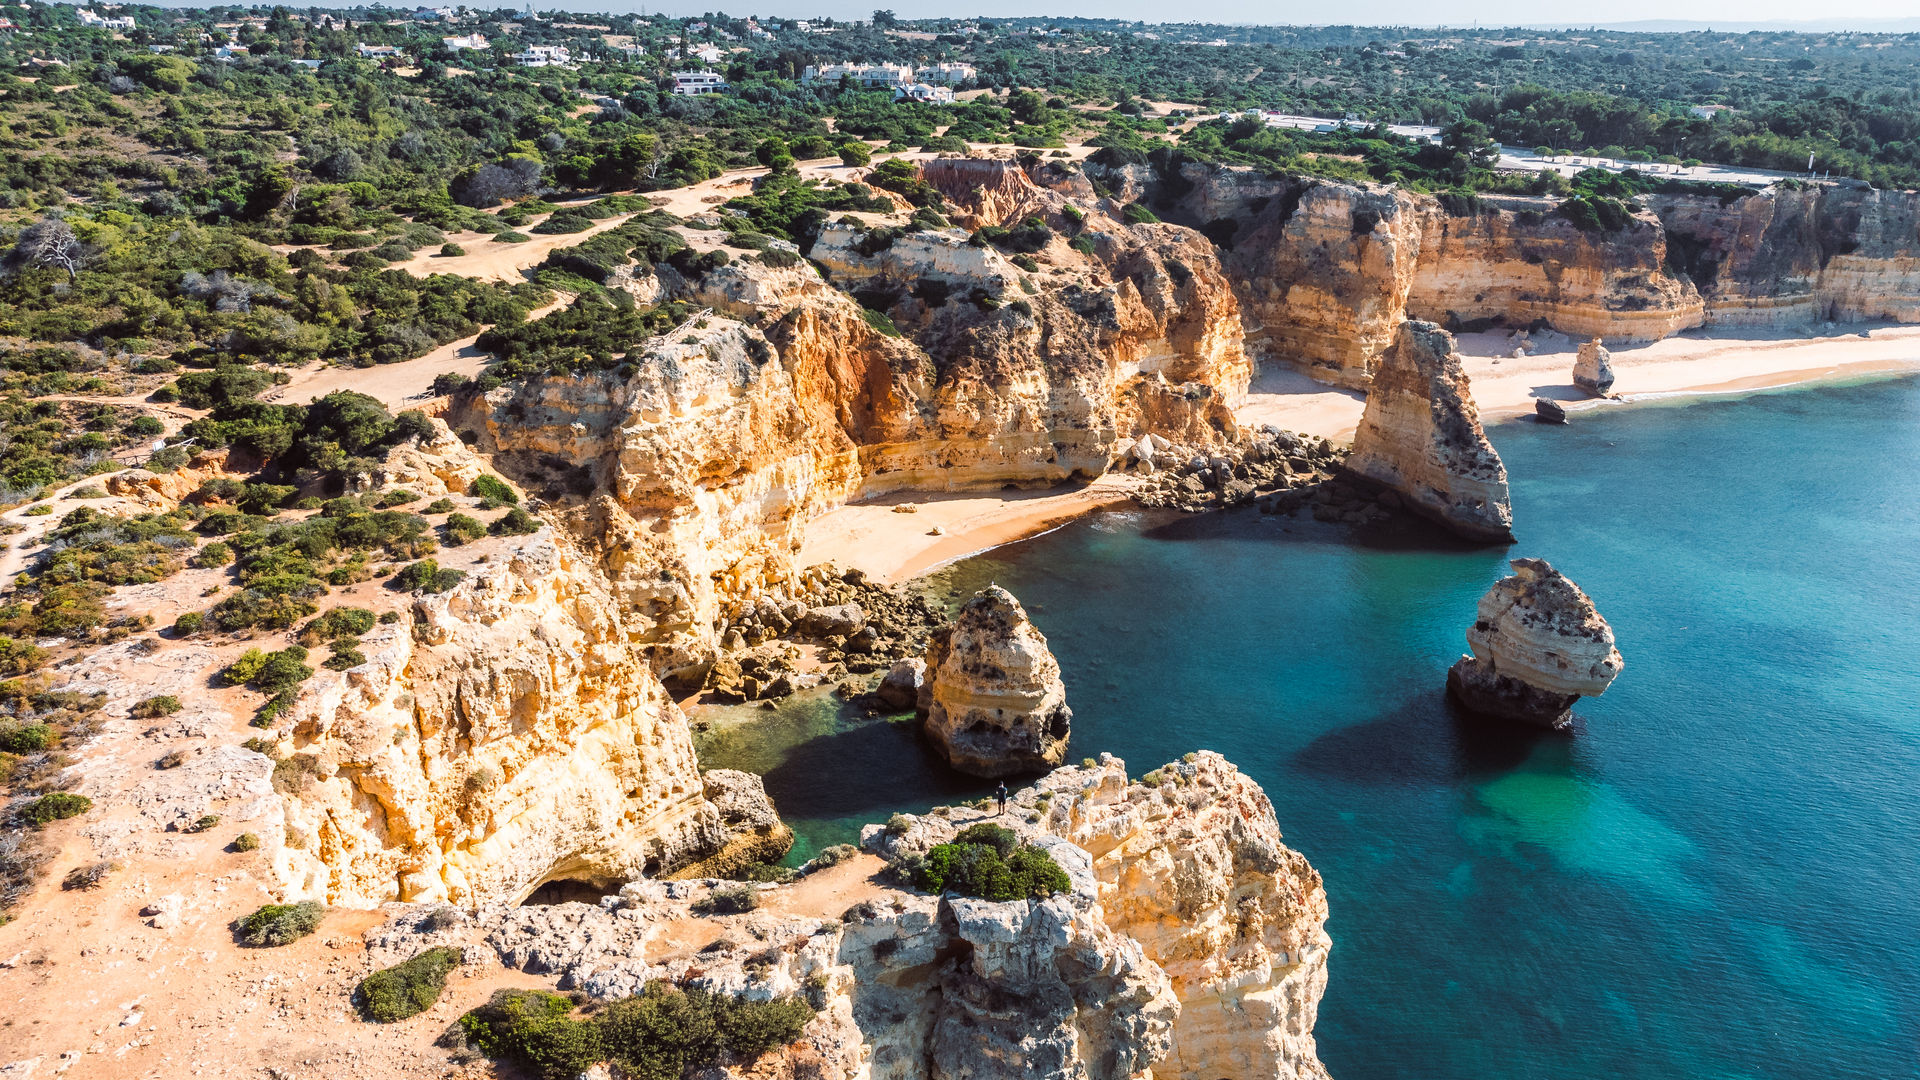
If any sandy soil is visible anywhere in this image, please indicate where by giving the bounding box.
[796,475,1140,586]
[387,208,647,283]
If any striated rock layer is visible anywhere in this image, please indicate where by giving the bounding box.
[1447,557,1623,727]
[920,585,1072,777]
[1092,160,1920,387]
[1347,321,1514,542]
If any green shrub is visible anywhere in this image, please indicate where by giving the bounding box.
[423,498,455,514]
[392,559,466,593]
[1122,202,1160,224]
[231,832,260,852]
[324,640,366,670]
[443,513,487,545]
[490,507,539,536]
[809,844,859,869]
[357,946,463,1022]
[192,541,235,568]
[912,828,1070,901]
[235,899,326,947]
[456,982,815,1080]
[0,723,53,754]
[494,231,531,243]
[18,792,92,827]
[470,474,517,504]
[187,813,220,833]
[300,607,375,643]
[440,243,467,258]
[131,694,182,719]
[172,611,205,636]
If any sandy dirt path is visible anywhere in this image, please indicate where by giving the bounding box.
[264,294,572,410]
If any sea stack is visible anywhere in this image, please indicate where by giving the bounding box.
[1348,320,1515,542]
[1574,337,1616,396]
[920,585,1072,776]
[1446,558,1623,728]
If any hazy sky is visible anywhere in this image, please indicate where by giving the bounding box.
[610,0,1919,26]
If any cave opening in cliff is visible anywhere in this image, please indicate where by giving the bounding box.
[520,878,623,906]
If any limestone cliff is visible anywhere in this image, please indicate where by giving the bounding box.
[273,534,734,906]
[435,752,1325,1080]
[1447,557,1623,727]
[920,585,1072,777]
[1346,321,1514,542]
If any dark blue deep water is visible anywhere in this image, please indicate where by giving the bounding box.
[695,376,1920,1080]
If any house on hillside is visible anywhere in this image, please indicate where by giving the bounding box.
[77,8,135,30]
[916,62,975,84]
[512,44,571,67]
[442,33,487,50]
[895,82,953,103]
[1689,104,1736,121]
[212,44,250,62]
[672,70,726,95]
[356,43,403,59]
[801,62,912,89]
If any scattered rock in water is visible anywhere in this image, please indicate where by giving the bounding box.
[1446,557,1623,729]
[921,586,1071,777]
[1534,398,1569,424]
[1574,337,1616,397]
[1347,320,1514,543]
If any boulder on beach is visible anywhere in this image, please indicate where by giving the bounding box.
[920,585,1071,776]
[1446,558,1623,728]
[1574,337,1615,396]
[1535,398,1568,424]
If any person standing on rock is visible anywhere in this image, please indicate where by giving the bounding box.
[995,781,1008,815]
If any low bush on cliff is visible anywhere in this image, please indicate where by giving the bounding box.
[911,823,1071,901]
[391,559,467,594]
[452,982,815,1080]
[15,792,92,827]
[357,946,464,1022]
[234,899,326,947]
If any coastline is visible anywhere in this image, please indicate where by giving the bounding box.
[807,326,1920,585]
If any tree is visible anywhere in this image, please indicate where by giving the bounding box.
[871,10,898,28]
[11,218,87,282]
[837,141,872,168]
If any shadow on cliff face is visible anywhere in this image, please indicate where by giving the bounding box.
[1292,691,1558,788]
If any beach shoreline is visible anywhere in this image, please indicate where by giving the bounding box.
[800,325,1920,585]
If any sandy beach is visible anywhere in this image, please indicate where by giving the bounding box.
[808,325,1920,584]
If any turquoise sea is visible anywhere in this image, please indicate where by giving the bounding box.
[695,375,1920,1079]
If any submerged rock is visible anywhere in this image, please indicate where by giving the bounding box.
[1574,336,1616,396]
[921,586,1072,776]
[1446,557,1623,728]
[1534,398,1569,424]
[1347,320,1515,542]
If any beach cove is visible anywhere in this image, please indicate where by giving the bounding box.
[702,371,1920,1079]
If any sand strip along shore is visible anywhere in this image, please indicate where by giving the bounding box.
[806,326,1920,585]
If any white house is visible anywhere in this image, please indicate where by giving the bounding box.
[412,7,455,21]
[77,8,135,30]
[512,44,571,67]
[672,70,726,95]
[441,33,487,50]
[356,43,403,59]
[1689,105,1736,121]
[801,62,912,89]
[915,62,974,84]
[895,82,953,104]
[212,44,250,62]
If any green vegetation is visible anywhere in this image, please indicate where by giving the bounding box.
[357,946,464,1023]
[691,884,760,915]
[234,899,326,947]
[392,558,466,594]
[16,792,92,827]
[911,823,1072,901]
[455,982,815,1080]
[231,832,260,852]
[130,694,182,719]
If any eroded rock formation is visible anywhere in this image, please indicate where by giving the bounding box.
[419,752,1327,1080]
[1447,557,1623,727]
[1575,337,1616,396]
[920,585,1072,776]
[1346,321,1514,542]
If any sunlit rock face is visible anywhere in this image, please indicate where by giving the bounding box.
[1447,557,1624,728]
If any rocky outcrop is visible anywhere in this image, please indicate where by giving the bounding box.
[1574,337,1615,396]
[668,768,794,880]
[1346,321,1514,542]
[272,534,744,907]
[1447,557,1623,727]
[1535,398,1569,424]
[434,751,1328,1080]
[920,586,1072,777]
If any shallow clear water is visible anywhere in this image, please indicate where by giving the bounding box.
[696,375,1920,1079]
